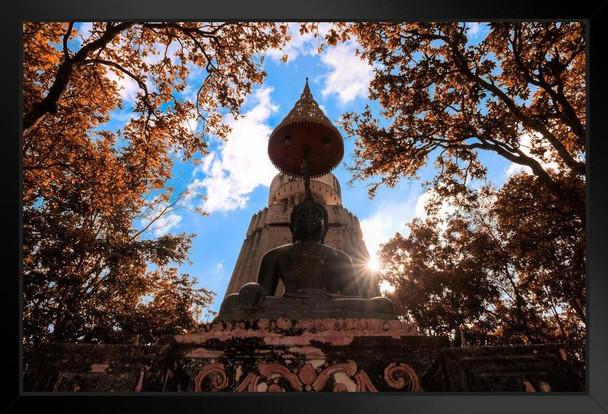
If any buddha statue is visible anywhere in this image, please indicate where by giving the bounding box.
[216,196,396,321]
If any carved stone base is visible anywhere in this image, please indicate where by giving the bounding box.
[166,318,447,392]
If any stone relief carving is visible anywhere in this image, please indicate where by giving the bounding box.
[383,362,421,391]
[191,360,421,392]
[194,362,229,392]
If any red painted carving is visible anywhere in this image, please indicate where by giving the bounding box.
[235,360,383,393]
[275,318,292,330]
[322,319,338,330]
[257,363,303,391]
[194,362,229,392]
[333,383,348,392]
[355,370,378,392]
[298,363,317,386]
[345,319,359,330]
[235,372,260,392]
[311,361,358,391]
[233,361,384,392]
[383,362,421,391]
[267,383,284,392]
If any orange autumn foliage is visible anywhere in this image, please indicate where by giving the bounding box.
[22,22,289,346]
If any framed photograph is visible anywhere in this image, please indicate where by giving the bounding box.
[6,0,608,413]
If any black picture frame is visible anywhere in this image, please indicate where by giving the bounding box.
[3,0,607,413]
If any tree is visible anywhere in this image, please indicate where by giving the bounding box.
[332,22,585,197]
[379,174,585,375]
[310,22,586,374]
[23,22,289,347]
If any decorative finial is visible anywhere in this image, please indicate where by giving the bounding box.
[302,77,312,99]
[267,78,344,178]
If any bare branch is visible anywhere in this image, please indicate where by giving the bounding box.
[510,28,586,141]
[131,190,187,240]
[62,22,74,61]
[83,58,157,118]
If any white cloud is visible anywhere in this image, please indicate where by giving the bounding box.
[105,68,140,103]
[137,198,183,237]
[505,132,562,177]
[266,23,331,62]
[414,191,432,218]
[109,110,136,123]
[213,262,227,280]
[467,22,482,37]
[188,87,279,213]
[182,63,205,104]
[69,22,93,47]
[360,186,456,264]
[181,110,200,134]
[506,162,529,176]
[465,22,490,43]
[150,213,182,237]
[414,188,459,226]
[360,193,420,259]
[265,25,373,105]
[143,41,181,66]
[77,22,93,39]
[320,41,374,105]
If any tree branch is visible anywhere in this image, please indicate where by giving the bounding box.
[510,27,586,142]
[83,58,157,117]
[131,191,186,240]
[23,21,136,136]
[443,34,585,176]
[62,22,74,61]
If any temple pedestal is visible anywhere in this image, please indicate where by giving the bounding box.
[167,318,443,392]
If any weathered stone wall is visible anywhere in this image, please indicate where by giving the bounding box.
[23,324,583,393]
[168,318,441,392]
[24,343,169,392]
[423,344,584,392]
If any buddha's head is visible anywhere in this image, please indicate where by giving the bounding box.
[289,196,329,243]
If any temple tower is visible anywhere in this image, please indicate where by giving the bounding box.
[223,171,380,299]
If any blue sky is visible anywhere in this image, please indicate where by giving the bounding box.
[73,22,540,316]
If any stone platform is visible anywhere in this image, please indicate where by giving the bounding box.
[166,318,445,392]
[24,318,582,392]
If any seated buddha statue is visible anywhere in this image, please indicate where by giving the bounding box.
[216,196,396,321]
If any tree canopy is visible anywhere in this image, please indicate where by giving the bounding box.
[334,22,585,197]
[23,22,288,346]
